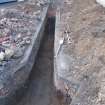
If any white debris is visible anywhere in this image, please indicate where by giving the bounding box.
[96,0,105,7]
[2,41,11,48]
[0,84,4,90]
[13,48,23,58]
[0,52,5,61]
[0,9,5,15]
[56,38,64,57]
[0,0,49,63]
[25,39,31,44]
[59,38,64,45]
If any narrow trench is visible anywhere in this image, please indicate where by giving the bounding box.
[16,16,59,105]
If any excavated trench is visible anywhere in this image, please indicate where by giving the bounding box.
[16,16,60,105]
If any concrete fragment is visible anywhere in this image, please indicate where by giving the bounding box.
[96,0,105,7]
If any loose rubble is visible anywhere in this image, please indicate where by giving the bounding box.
[0,0,49,65]
[96,0,105,7]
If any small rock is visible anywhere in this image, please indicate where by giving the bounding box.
[17,33,22,39]
[23,37,31,45]
[25,39,31,44]
[59,39,64,45]
[0,52,5,61]
[13,49,23,58]
[18,0,24,2]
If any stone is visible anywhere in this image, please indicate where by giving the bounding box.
[59,39,64,45]
[55,0,105,105]
[0,84,4,90]
[96,0,105,7]
[25,39,31,44]
[18,0,24,2]
[0,0,49,62]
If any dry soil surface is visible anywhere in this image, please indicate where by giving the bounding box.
[17,18,59,105]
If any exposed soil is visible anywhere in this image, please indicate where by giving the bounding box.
[55,0,105,105]
[17,17,59,105]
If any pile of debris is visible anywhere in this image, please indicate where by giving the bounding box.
[0,0,48,65]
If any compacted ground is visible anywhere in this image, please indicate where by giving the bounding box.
[0,0,49,101]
